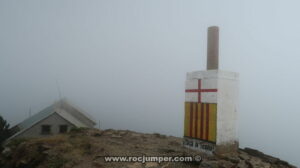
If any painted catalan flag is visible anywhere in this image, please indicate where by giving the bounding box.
[184,79,217,143]
[184,102,217,143]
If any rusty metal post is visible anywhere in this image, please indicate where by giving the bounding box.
[207,26,219,70]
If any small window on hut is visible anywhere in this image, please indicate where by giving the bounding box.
[59,125,68,133]
[41,125,51,134]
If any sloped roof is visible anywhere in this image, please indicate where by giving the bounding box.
[56,109,87,128]
[57,99,96,127]
[9,99,96,139]
[17,103,55,130]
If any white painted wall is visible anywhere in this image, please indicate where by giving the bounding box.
[185,70,218,103]
[216,71,239,146]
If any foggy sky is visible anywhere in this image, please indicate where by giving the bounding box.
[1,0,300,166]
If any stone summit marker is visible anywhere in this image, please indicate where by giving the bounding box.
[183,26,239,154]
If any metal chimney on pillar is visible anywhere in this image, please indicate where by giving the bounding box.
[207,26,219,70]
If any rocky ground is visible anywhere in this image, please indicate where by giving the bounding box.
[0,128,296,168]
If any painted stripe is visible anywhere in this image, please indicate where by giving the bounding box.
[195,103,197,138]
[195,102,198,138]
[197,103,201,139]
[192,104,194,138]
[203,105,207,140]
[212,104,217,142]
[189,103,193,137]
[208,104,216,142]
[200,103,204,139]
[184,103,186,136]
[206,103,209,140]
[184,102,190,137]
[198,79,201,103]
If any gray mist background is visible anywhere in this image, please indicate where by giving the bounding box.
[1,0,299,166]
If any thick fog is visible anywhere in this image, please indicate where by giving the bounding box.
[1,0,299,166]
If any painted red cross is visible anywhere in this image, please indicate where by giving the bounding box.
[185,79,218,103]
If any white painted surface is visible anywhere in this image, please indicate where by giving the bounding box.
[185,78,218,103]
[216,71,239,146]
[187,70,237,80]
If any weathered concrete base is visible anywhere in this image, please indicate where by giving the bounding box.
[215,141,239,155]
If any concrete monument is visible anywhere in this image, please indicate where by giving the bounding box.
[183,26,239,154]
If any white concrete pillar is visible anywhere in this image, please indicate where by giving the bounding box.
[183,70,239,154]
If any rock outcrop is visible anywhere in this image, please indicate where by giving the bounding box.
[0,128,296,168]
